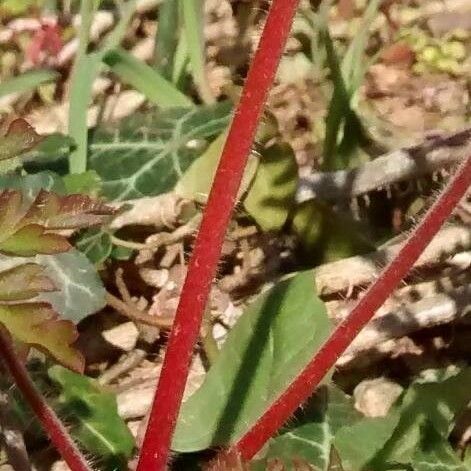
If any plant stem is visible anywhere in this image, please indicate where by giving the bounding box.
[0,328,91,471]
[232,153,471,460]
[136,1,300,469]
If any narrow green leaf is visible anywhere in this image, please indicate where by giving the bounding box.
[341,0,382,91]
[68,52,102,174]
[180,0,214,103]
[243,143,298,232]
[155,0,180,79]
[49,365,135,467]
[0,70,58,99]
[103,48,192,108]
[88,102,232,200]
[173,271,332,451]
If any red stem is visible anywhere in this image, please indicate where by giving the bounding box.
[233,154,471,460]
[136,1,301,469]
[0,329,91,471]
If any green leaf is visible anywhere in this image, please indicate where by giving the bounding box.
[36,250,106,323]
[176,131,258,202]
[262,386,361,471]
[335,368,471,470]
[291,200,374,265]
[63,170,102,196]
[373,367,471,467]
[48,365,135,468]
[0,172,65,198]
[0,119,43,167]
[0,70,58,99]
[88,102,232,200]
[68,52,102,174]
[181,0,214,103]
[0,250,106,323]
[334,411,401,471]
[0,302,83,371]
[154,0,180,79]
[75,228,113,264]
[243,143,298,232]
[173,271,332,451]
[103,48,192,108]
[412,422,470,471]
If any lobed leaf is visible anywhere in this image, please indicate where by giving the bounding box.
[0,303,83,372]
[48,365,135,466]
[335,367,471,470]
[260,386,361,471]
[0,119,43,162]
[88,102,232,200]
[0,189,113,256]
[412,422,469,471]
[0,250,106,324]
[173,271,332,452]
[0,263,55,301]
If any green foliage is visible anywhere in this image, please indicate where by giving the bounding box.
[0,119,43,169]
[62,170,102,196]
[260,386,361,471]
[103,48,193,108]
[154,0,180,78]
[243,143,298,232]
[335,367,471,471]
[173,271,332,451]
[176,131,258,203]
[48,365,135,469]
[88,101,232,200]
[75,228,113,264]
[181,0,214,103]
[292,200,374,265]
[0,70,59,99]
[68,0,137,174]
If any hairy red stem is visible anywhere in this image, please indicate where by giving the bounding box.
[233,154,471,460]
[136,1,300,469]
[0,329,91,471]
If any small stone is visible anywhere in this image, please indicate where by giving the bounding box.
[354,377,403,417]
[102,322,139,352]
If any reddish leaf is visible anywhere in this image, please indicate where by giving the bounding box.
[0,302,83,372]
[0,263,56,301]
[0,225,70,256]
[0,119,43,161]
[0,190,113,256]
[23,190,114,229]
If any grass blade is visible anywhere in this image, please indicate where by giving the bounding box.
[67,0,98,174]
[154,0,180,78]
[68,0,137,174]
[180,0,214,103]
[0,70,59,99]
[103,48,192,107]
